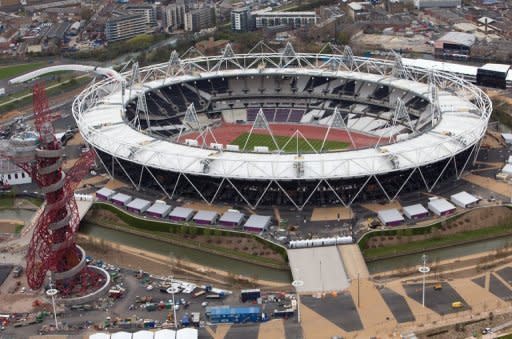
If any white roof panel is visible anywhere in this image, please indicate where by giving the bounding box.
[126,198,151,210]
[147,202,172,215]
[377,209,404,223]
[402,204,428,216]
[90,334,110,339]
[111,332,132,339]
[451,191,479,205]
[111,193,132,203]
[133,331,154,339]
[169,206,195,219]
[155,329,176,339]
[220,211,244,223]
[96,187,115,197]
[428,198,455,212]
[177,328,198,339]
[193,210,219,222]
[480,63,510,73]
[244,214,272,229]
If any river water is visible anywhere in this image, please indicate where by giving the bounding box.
[79,222,292,283]
[366,235,512,274]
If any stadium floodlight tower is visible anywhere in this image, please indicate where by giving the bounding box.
[3,82,110,304]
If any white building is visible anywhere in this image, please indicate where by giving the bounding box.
[428,198,456,216]
[450,191,479,208]
[414,0,461,9]
[0,159,31,186]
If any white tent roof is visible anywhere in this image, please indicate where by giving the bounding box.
[126,198,151,210]
[402,204,428,217]
[480,63,510,74]
[503,133,512,144]
[377,209,404,223]
[147,202,172,215]
[244,214,272,229]
[96,187,115,198]
[428,198,455,213]
[133,331,154,339]
[169,206,195,219]
[111,193,132,204]
[193,210,218,222]
[177,328,199,339]
[219,211,245,223]
[90,334,110,339]
[503,164,512,175]
[111,332,132,339]
[450,191,479,206]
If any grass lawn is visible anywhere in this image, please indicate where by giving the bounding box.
[231,132,349,152]
[0,62,46,81]
[362,224,512,260]
[0,197,14,208]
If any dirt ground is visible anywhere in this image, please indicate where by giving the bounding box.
[362,200,402,213]
[463,174,512,198]
[104,178,129,190]
[310,207,353,221]
[181,201,232,214]
[0,220,22,233]
[366,206,512,249]
[86,208,128,227]
[481,130,505,149]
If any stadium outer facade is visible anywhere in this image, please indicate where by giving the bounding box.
[71,43,492,210]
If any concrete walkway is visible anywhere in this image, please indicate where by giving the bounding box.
[338,244,369,280]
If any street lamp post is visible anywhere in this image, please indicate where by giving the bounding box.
[418,254,430,308]
[46,284,59,330]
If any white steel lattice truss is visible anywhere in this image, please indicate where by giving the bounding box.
[66,43,492,209]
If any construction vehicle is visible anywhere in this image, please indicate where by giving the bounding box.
[451,301,463,309]
[433,283,442,291]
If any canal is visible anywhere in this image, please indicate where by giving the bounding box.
[79,222,292,283]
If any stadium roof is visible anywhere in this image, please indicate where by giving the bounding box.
[76,66,489,181]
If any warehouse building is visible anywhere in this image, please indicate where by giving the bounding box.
[146,202,172,218]
[428,198,456,216]
[434,32,475,58]
[126,198,151,214]
[377,209,404,226]
[414,0,461,9]
[252,8,317,29]
[402,204,429,220]
[450,191,479,209]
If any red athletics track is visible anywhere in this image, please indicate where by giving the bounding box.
[177,123,381,149]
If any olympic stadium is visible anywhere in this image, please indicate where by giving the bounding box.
[70,43,492,210]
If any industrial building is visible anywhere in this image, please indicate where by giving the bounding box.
[96,187,115,201]
[105,13,147,42]
[169,206,195,222]
[126,198,151,214]
[434,32,475,58]
[111,193,133,207]
[193,210,219,225]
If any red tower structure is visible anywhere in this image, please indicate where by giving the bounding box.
[8,82,109,300]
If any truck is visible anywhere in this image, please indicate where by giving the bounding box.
[273,308,294,318]
[241,289,261,303]
[193,290,206,298]
[191,312,200,326]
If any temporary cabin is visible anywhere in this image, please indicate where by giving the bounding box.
[132,331,153,339]
[402,204,429,220]
[96,187,115,201]
[450,191,479,209]
[110,193,132,207]
[146,202,172,218]
[243,215,272,233]
[126,198,151,214]
[169,207,195,222]
[219,211,245,227]
[193,210,219,225]
[428,198,456,216]
[205,305,263,324]
[377,209,404,226]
